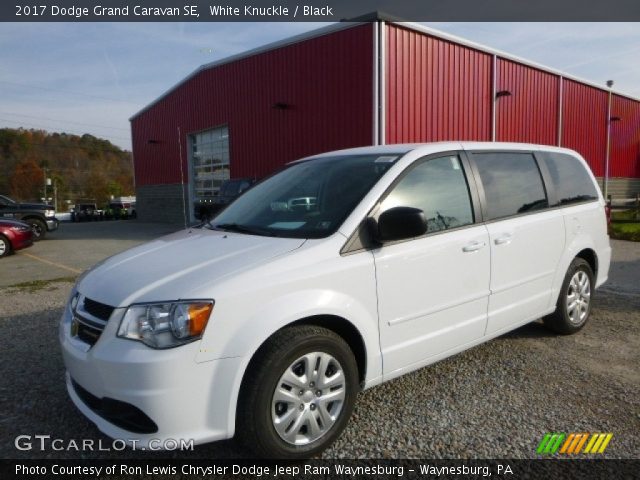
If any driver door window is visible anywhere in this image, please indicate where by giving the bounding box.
[380,155,474,234]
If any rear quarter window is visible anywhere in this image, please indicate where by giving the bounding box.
[541,152,599,206]
[472,152,548,221]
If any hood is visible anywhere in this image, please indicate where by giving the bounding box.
[0,218,31,228]
[77,228,306,307]
[17,202,52,210]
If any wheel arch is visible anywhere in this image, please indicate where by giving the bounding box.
[21,214,45,222]
[238,314,368,394]
[575,248,598,279]
[288,315,367,386]
[229,313,370,438]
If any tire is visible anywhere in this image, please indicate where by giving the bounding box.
[544,258,594,335]
[236,325,359,458]
[0,235,10,258]
[26,218,46,241]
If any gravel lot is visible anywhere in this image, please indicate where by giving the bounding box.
[0,230,638,459]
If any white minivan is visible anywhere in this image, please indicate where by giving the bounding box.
[60,142,610,458]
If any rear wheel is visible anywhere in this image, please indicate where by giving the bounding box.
[544,258,594,334]
[26,218,46,241]
[236,325,359,458]
[0,235,11,257]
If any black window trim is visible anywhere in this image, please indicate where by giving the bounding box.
[341,148,602,256]
[465,149,553,225]
[341,150,483,255]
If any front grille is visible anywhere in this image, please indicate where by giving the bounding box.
[83,297,115,321]
[72,296,114,347]
[71,379,158,434]
[76,320,103,346]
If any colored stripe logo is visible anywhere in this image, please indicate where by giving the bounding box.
[537,433,613,454]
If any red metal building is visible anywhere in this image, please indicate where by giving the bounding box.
[131,20,640,223]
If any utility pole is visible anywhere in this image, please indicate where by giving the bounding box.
[43,167,47,202]
[604,80,614,199]
[42,168,52,205]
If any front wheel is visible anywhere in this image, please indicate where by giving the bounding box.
[26,218,46,241]
[236,325,359,458]
[544,258,594,335]
[0,235,11,257]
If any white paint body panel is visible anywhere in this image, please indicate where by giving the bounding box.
[485,210,565,335]
[59,142,610,447]
[374,225,490,376]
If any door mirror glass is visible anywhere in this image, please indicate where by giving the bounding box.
[374,207,428,242]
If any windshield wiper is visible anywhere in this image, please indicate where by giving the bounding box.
[213,223,276,237]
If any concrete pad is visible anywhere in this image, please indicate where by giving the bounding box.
[0,221,181,288]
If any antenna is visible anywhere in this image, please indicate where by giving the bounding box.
[177,127,189,231]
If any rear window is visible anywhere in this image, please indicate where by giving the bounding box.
[472,152,548,221]
[541,152,599,206]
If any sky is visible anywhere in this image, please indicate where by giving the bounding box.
[1,22,639,151]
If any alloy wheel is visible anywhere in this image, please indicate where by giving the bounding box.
[566,270,591,325]
[271,351,346,446]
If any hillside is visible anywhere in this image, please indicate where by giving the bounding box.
[0,128,134,210]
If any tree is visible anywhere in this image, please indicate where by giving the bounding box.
[10,159,44,201]
[84,171,110,205]
[0,128,133,208]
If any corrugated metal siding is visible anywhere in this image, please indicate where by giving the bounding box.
[561,79,608,177]
[385,25,492,144]
[495,59,559,145]
[610,94,640,178]
[131,24,374,186]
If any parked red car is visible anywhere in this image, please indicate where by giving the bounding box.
[0,219,34,258]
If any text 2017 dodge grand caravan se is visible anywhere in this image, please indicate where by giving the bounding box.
[60,142,610,458]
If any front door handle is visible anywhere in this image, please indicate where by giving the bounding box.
[462,241,486,253]
[494,234,512,245]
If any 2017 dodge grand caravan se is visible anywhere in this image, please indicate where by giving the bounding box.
[60,142,610,458]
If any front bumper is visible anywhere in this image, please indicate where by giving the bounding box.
[12,232,33,251]
[59,302,242,448]
[46,217,59,232]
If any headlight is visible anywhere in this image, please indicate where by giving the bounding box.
[45,209,55,217]
[13,225,32,232]
[69,292,80,312]
[117,301,214,349]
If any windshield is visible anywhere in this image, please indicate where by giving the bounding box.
[0,195,16,206]
[221,180,244,197]
[211,154,400,238]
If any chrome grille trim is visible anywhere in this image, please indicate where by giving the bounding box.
[72,295,114,347]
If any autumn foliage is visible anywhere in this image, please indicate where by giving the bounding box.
[10,159,44,201]
[0,128,134,208]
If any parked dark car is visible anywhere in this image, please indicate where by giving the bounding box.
[0,218,34,258]
[0,194,59,240]
[194,178,255,221]
[72,203,103,222]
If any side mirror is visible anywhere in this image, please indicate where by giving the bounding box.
[373,206,428,242]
